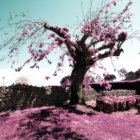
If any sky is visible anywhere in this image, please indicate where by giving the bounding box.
[0,0,140,86]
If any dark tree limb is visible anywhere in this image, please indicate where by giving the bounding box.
[97,48,124,60]
[97,43,115,52]
[43,23,76,58]
[80,34,89,44]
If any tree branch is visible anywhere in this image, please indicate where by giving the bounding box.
[97,48,123,60]
[43,23,76,58]
[87,39,104,49]
[78,33,94,56]
[97,43,115,52]
[80,34,89,44]
[44,24,67,38]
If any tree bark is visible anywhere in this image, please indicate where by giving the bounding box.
[69,63,89,105]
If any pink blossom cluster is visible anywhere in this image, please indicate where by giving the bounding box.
[99,80,112,90]
[81,0,132,49]
[118,68,127,79]
[61,75,95,89]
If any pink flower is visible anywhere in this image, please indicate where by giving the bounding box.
[45,76,50,80]
[48,33,55,39]
[39,42,45,48]
[99,80,112,90]
[118,24,124,29]
[23,29,28,34]
[60,54,65,60]
[128,1,132,5]
[89,49,98,54]
[113,1,117,6]
[106,3,111,7]
[58,63,63,67]
[113,19,117,22]
[99,9,103,12]
[68,57,74,62]
[63,27,69,32]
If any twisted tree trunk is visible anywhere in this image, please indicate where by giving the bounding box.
[69,62,89,105]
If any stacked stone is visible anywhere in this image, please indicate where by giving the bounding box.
[0,85,69,112]
[82,88,98,101]
[96,95,140,113]
[101,89,136,97]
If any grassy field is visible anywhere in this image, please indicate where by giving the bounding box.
[0,102,140,140]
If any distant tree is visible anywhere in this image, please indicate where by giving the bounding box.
[0,0,136,104]
[104,73,116,81]
[136,68,140,75]
[125,68,140,80]
[15,76,29,85]
[118,68,128,80]
[60,76,71,86]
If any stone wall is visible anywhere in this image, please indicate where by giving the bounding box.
[0,84,99,112]
[96,95,140,113]
[0,80,139,112]
[0,84,69,112]
[100,89,136,97]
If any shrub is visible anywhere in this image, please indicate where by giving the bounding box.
[15,76,29,85]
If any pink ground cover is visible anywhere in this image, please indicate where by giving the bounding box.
[0,105,140,140]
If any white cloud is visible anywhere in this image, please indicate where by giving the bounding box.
[0,67,72,87]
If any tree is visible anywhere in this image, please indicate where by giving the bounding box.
[125,68,140,80]
[104,73,116,81]
[0,0,135,104]
[118,68,128,80]
[60,75,94,88]
[15,76,29,85]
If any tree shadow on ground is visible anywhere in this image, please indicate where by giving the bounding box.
[5,106,95,140]
[61,105,95,116]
